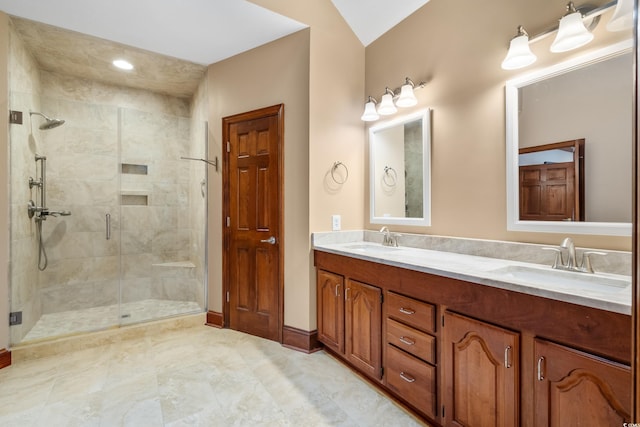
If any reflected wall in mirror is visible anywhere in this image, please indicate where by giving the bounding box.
[506,39,632,236]
[370,109,431,226]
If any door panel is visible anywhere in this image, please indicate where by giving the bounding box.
[224,105,283,342]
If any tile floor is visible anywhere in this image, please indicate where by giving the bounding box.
[0,323,427,426]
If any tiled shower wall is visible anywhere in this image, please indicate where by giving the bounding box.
[8,21,43,343]
[9,32,206,343]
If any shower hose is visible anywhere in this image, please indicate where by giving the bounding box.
[36,218,48,271]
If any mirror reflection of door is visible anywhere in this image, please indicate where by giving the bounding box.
[518,139,584,221]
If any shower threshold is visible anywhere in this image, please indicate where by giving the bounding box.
[21,299,202,343]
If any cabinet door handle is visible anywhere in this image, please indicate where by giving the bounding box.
[537,356,545,381]
[344,287,350,300]
[400,372,416,383]
[399,336,415,346]
[105,213,111,240]
[335,284,340,297]
[504,345,512,368]
[399,307,415,315]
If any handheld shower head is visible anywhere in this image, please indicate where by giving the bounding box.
[30,111,65,130]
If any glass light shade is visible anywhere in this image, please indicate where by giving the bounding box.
[501,35,537,70]
[550,12,594,53]
[606,0,634,32]
[396,84,418,107]
[361,101,379,121]
[377,93,397,115]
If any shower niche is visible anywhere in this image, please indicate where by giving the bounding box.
[7,24,208,345]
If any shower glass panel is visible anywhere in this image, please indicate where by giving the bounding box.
[8,74,206,345]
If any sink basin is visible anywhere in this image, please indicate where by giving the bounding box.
[489,265,631,294]
[342,243,401,254]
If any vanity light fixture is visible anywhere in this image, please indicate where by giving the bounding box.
[502,0,632,70]
[377,88,398,116]
[113,59,134,71]
[396,78,420,108]
[361,96,380,121]
[501,26,538,70]
[607,0,634,31]
[361,77,427,121]
[550,2,594,53]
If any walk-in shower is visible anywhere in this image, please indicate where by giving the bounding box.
[8,21,207,346]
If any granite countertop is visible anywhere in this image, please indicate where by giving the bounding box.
[313,241,632,315]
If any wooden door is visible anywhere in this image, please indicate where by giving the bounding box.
[223,104,283,342]
[519,162,575,221]
[317,269,345,354]
[443,312,519,427]
[345,279,382,380]
[534,339,631,426]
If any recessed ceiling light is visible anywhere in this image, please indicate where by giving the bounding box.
[112,59,134,70]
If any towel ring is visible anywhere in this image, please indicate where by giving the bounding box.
[331,161,349,184]
[383,166,397,187]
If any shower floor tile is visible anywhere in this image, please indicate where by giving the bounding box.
[22,299,202,343]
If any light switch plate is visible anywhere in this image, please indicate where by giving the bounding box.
[332,214,341,231]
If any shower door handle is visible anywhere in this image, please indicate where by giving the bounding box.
[106,213,111,240]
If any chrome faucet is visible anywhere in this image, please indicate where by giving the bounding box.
[543,237,606,273]
[379,226,399,247]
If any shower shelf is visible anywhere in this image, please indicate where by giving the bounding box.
[151,261,196,268]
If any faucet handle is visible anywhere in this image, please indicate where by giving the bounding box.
[542,247,564,269]
[581,251,607,274]
[391,233,401,247]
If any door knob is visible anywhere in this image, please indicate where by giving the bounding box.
[260,236,277,244]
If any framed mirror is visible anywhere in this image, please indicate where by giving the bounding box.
[505,39,632,236]
[369,109,431,226]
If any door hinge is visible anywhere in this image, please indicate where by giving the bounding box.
[226,216,230,227]
[442,405,445,418]
[380,367,384,378]
[380,293,383,304]
[226,291,230,303]
[442,315,445,327]
[9,110,22,124]
[226,141,230,152]
[9,311,22,326]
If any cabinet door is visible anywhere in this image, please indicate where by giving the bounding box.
[443,312,519,427]
[317,270,344,354]
[345,279,382,380]
[534,339,631,426]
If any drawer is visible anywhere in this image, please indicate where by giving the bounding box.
[386,344,436,419]
[386,292,435,333]
[386,318,436,364]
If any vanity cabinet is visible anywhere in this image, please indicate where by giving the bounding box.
[316,269,382,380]
[533,338,631,426]
[314,250,631,426]
[442,311,519,426]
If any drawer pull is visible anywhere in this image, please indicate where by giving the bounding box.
[398,336,415,346]
[399,307,416,315]
[399,372,416,383]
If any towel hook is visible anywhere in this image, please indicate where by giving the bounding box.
[331,161,349,184]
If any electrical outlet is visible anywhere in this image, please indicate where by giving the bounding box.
[332,214,341,231]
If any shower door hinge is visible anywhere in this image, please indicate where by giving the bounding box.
[9,110,23,125]
[9,311,22,326]
[226,141,230,152]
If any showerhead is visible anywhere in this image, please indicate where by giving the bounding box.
[29,111,65,130]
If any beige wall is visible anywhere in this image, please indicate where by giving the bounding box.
[0,12,9,350]
[207,29,311,328]
[364,0,631,251]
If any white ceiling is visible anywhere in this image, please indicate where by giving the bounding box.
[0,0,430,65]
